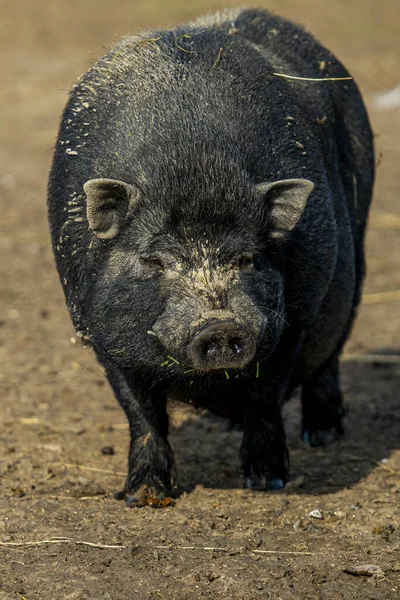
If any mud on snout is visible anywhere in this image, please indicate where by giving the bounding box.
[151,260,275,373]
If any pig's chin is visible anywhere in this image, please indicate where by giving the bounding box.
[186,343,257,373]
[190,359,254,375]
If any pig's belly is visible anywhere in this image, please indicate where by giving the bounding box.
[170,379,244,420]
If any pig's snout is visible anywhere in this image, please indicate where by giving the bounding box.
[188,320,256,371]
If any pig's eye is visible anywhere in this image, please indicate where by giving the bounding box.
[140,256,164,271]
[234,254,254,269]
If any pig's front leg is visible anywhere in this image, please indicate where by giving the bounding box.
[240,400,289,490]
[240,328,304,490]
[103,362,175,507]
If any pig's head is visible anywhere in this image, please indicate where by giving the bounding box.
[83,158,313,376]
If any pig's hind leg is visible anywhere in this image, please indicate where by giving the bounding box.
[103,362,175,507]
[301,354,344,447]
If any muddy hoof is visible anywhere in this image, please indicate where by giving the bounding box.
[245,474,264,490]
[114,489,127,501]
[121,485,175,508]
[245,475,285,491]
[266,477,285,490]
[220,419,244,433]
[302,428,340,447]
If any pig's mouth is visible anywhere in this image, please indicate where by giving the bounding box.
[187,319,256,372]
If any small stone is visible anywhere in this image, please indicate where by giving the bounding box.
[101,446,115,455]
[286,475,305,489]
[309,509,324,519]
[67,424,86,435]
[334,510,346,519]
[42,444,62,453]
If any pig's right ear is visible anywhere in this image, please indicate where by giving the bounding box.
[84,178,137,240]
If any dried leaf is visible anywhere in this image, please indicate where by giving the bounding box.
[343,564,384,577]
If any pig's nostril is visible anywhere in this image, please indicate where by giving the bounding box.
[231,338,243,356]
[202,337,219,359]
[202,336,243,360]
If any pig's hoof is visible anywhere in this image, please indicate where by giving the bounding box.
[220,419,244,433]
[114,489,127,501]
[118,484,175,508]
[245,475,285,491]
[302,427,340,447]
[245,474,264,490]
[266,477,285,490]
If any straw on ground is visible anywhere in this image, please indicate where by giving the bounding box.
[0,538,313,556]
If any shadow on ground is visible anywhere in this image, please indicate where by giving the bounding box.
[170,360,400,496]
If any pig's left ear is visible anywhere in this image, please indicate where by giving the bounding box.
[84,178,137,240]
[256,178,314,239]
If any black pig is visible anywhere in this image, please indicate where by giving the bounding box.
[48,8,374,506]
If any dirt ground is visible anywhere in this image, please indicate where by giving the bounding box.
[0,0,399,598]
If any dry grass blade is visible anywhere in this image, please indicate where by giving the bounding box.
[0,537,126,549]
[212,47,223,69]
[252,549,313,555]
[153,545,313,555]
[48,495,107,501]
[369,213,400,229]
[0,539,70,547]
[51,462,127,476]
[154,545,227,551]
[1,540,313,555]
[76,540,126,549]
[273,72,352,82]
[341,353,400,364]
[375,460,398,474]
[362,290,400,304]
